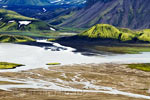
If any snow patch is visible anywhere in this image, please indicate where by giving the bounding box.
[43,8,47,12]
[50,27,56,31]
[18,21,31,27]
[2,6,7,8]
[8,20,15,23]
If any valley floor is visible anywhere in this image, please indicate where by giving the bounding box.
[0,63,150,100]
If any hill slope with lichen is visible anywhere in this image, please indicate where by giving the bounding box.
[79,24,150,42]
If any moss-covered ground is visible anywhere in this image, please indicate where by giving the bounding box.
[94,46,150,54]
[127,63,150,72]
[46,63,61,65]
[0,34,35,43]
[0,62,24,69]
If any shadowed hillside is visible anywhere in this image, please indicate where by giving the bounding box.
[62,0,150,29]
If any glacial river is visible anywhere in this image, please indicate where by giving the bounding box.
[0,39,150,72]
[1,39,150,99]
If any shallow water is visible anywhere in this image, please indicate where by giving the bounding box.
[0,39,150,72]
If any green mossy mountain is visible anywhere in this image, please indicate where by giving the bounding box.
[80,24,121,39]
[0,9,51,31]
[79,24,150,42]
[0,34,35,43]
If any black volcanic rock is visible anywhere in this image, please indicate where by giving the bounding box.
[62,0,150,29]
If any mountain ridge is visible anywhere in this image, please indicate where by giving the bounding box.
[0,0,86,6]
[62,0,150,29]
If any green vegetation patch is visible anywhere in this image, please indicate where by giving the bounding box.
[46,63,61,65]
[0,34,35,43]
[47,38,56,42]
[120,33,135,41]
[0,62,24,69]
[0,9,35,21]
[127,63,150,72]
[94,46,150,54]
[137,29,150,42]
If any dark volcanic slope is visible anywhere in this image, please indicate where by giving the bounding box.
[62,0,150,29]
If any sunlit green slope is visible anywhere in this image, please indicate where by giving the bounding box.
[0,34,35,42]
[79,24,150,42]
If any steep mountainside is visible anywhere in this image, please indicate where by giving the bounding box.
[0,0,86,6]
[0,9,51,31]
[62,0,150,29]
